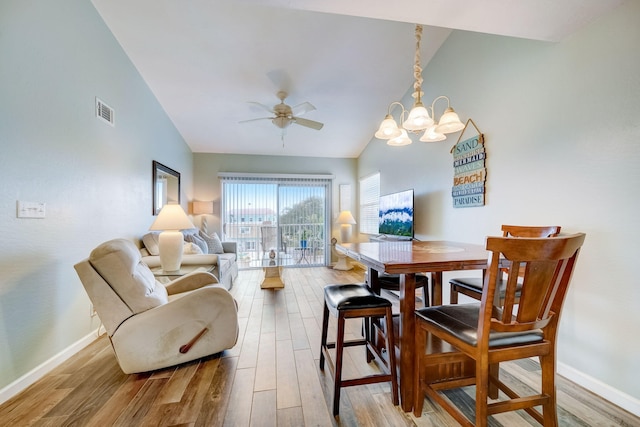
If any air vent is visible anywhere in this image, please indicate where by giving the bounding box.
[95,97,114,126]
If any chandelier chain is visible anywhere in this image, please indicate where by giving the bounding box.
[413,24,423,102]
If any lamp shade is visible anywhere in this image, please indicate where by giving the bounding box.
[149,204,194,231]
[419,125,446,142]
[434,107,465,134]
[192,201,214,215]
[403,102,434,131]
[149,204,193,271]
[336,210,356,225]
[374,115,402,140]
[387,129,412,146]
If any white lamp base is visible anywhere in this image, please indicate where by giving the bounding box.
[333,253,352,271]
[158,230,183,272]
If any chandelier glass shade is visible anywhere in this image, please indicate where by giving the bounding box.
[374,114,403,139]
[387,129,412,146]
[375,24,464,145]
[419,125,446,142]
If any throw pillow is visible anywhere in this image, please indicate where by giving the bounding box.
[183,242,204,255]
[184,233,208,253]
[199,230,224,254]
[142,232,161,256]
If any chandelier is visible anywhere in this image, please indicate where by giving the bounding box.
[375,24,464,146]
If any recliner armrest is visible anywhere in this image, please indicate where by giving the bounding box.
[164,271,218,295]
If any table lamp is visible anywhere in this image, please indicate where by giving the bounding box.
[192,200,214,234]
[149,203,194,271]
[334,210,356,271]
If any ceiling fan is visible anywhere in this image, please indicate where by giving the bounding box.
[240,91,324,134]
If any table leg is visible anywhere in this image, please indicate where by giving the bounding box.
[430,272,443,306]
[399,273,416,412]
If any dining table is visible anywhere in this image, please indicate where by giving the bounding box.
[336,239,492,412]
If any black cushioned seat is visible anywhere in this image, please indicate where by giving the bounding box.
[366,271,430,307]
[377,272,429,290]
[449,276,522,303]
[324,283,391,316]
[320,283,398,416]
[415,303,542,348]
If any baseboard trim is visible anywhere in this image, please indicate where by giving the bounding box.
[0,330,100,405]
[558,362,640,416]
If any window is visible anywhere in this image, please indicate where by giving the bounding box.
[359,172,380,234]
[219,173,333,268]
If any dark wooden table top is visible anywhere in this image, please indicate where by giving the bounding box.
[337,240,490,274]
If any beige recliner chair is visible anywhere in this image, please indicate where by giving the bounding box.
[74,238,239,374]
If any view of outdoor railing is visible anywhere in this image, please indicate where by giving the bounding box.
[224,222,325,268]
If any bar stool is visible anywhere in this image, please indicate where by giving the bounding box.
[319,283,399,416]
[366,271,430,307]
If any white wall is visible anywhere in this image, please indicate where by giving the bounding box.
[359,0,639,411]
[0,0,193,396]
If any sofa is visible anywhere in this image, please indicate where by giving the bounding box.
[139,229,238,290]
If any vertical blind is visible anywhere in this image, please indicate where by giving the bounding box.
[218,173,333,264]
[218,174,332,232]
[359,172,380,234]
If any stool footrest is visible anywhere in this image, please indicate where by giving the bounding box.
[324,339,367,350]
[341,373,394,388]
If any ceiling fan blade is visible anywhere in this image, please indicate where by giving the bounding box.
[293,117,324,130]
[291,102,316,117]
[247,102,274,114]
[239,117,273,124]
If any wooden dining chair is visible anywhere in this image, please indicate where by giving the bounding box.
[449,225,561,305]
[413,233,586,427]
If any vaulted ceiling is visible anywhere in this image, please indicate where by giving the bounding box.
[92,0,623,158]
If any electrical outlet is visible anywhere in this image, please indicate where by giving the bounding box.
[17,200,46,218]
[90,304,97,317]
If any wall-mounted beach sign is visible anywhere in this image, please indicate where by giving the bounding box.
[451,119,486,208]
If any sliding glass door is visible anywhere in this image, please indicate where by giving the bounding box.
[220,175,331,269]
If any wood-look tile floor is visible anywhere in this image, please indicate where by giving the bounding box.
[1,267,638,426]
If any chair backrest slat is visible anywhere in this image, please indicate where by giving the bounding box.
[481,233,585,339]
[501,225,561,238]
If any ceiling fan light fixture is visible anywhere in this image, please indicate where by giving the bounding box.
[272,116,293,129]
[375,114,402,139]
[241,90,324,135]
[387,129,412,146]
[434,107,465,134]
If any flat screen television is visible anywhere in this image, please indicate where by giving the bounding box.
[378,189,414,239]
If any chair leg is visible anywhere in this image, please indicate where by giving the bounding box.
[421,283,430,307]
[384,306,399,405]
[319,303,329,371]
[363,317,374,363]
[475,359,489,427]
[488,363,499,399]
[333,313,346,416]
[413,322,426,417]
[450,284,459,304]
[541,353,559,427]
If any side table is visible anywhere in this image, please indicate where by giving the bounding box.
[251,259,284,289]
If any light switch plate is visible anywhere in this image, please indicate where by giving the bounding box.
[17,201,46,218]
